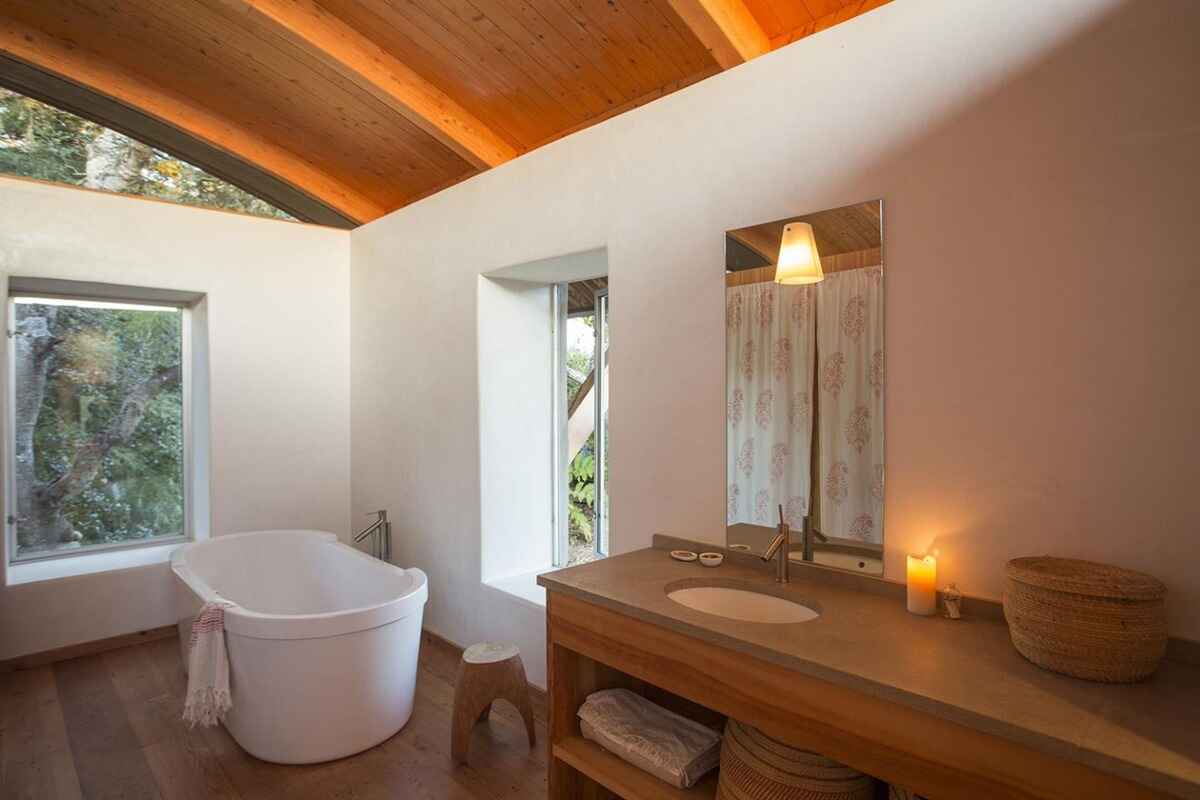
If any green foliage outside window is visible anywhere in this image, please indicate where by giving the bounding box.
[0,88,291,220]
[13,301,184,557]
[565,314,597,548]
[568,441,596,545]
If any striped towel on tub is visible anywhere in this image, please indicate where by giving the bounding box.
[183,601,234,728]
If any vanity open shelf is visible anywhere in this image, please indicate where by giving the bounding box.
[547,604,728,800]
[553,736,719,800]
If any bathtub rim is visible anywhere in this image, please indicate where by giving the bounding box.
[172,529,428,641]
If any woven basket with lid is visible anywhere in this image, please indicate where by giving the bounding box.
[1003,556,1167,683]
[716,718,875,800]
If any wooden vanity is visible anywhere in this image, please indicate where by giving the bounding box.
[539,542,1200,800]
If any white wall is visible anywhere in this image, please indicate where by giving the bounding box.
[351,0,1200,687]
[0,179,351,660]
[478,276,553,582]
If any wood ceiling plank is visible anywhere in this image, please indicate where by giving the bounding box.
[623,0,717,78]
[769,0,890,50]
[47,0,458,210]
[589,0,688,80]
[740,0,789,40]
[138,0,472,195]
[645,0,725,76]
[509,0,649,100]
[764,1,813,36]
[432,0,595,123]
[799,0,841,24]
[215,0,520,170]
[523,63,718,151]
[551,0,665,96]
[569,0,688,90]
[0,10,384,223]
[376,0,578,133]
[352,0,571,148]
[468,0,621,117]
[316,0,528,145]
[494,0,632,106]
[664,0,770,68]
[179,1,457,162]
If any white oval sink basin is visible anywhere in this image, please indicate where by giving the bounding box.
[667,586,819,624]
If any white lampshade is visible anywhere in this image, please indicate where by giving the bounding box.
[774,222,824,285]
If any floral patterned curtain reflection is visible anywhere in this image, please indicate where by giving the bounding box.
[816,267,884,543]
[726,281,816,528]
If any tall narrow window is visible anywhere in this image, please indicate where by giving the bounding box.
[593,288,610,559]
[554,279,609,566]
[9,294,189,560]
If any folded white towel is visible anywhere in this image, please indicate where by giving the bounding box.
[183,601,234,728]
[578,688,721,788]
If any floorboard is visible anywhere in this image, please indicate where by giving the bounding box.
[0,633,547,800]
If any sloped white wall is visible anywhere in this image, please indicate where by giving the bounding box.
[351,0,1200,687]
[0,179,351,660]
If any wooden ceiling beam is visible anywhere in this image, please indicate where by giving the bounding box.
[666,0,770,69]
[217,0,519,171]
[0,14,383,224]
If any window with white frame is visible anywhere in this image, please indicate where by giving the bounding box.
[553,279,610,567]
[8,289,193,561]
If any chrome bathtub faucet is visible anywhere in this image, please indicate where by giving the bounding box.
[354,509,392,562]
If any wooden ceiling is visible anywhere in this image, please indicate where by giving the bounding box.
[743,0,890,50]
[567,276,607,315]
[0,0,890,227]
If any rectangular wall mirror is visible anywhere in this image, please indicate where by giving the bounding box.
[725,200,884,575]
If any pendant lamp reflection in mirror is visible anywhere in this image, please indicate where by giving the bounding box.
[774,221,824,285]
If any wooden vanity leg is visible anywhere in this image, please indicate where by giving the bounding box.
[549,598,589,798]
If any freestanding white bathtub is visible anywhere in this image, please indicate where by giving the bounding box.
[171,530,428,764]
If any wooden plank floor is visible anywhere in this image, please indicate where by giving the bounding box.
[0,632,548,800]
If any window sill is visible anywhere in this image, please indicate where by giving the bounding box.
[483,569,550,610]
[6,542,184,586]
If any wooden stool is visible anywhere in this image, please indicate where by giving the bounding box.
[451,642,536,765]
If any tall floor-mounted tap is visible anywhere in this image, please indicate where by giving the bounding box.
[354,509,392,562]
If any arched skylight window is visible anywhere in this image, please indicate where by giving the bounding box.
[0,87,292,221]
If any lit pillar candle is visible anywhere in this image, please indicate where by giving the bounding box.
[906,554,937,616]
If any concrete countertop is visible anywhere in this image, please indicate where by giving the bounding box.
[538,546,1200,799]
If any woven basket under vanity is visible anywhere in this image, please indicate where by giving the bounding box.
[716,719,875,800]
[1003,556,1167,683]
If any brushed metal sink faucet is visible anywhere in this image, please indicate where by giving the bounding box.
[761,505,829,583]
[801,516,829,563]
[761,505,792,583]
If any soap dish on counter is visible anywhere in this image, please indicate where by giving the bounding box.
[670,550,698,563]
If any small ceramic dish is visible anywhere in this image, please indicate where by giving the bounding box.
[728,543,751,552]
[699,552,724,567]
[670,550,698,562]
